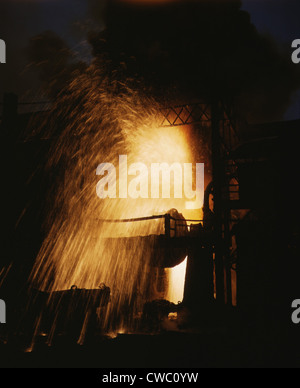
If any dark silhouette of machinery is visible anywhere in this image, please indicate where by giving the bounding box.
[0,94,285,338]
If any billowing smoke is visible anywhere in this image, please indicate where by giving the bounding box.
[25,0,300,123]
[86,0,300,124]
[0,1,41,102]
[27,31,87,99]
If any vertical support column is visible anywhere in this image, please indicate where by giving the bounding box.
[183,244,214,311]
[2,93,18,140]
[165,214,171,239]
[2,93,18,123]
[224,205,233,306]
[211,101,225,305]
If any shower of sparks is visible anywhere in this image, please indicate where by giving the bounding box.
[26,63,204,340]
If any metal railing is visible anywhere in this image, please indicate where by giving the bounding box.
[97,213,203,238]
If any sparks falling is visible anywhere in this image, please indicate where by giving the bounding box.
[27,63,203,338]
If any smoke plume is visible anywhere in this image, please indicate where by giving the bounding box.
[86,0,300,123]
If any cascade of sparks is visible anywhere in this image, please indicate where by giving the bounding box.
[27,64,204,339]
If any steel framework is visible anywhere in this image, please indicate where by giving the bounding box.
[160,100,241,306]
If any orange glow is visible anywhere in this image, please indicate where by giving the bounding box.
[166,257,188,304]
[29,73,205,338]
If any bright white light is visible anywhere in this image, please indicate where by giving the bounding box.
[166,257,188,304]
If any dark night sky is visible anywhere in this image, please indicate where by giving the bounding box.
[241,0,300,119]
[1,0,300,120]
[242,0,300,43]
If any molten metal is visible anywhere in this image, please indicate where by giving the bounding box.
[28,67,204,338]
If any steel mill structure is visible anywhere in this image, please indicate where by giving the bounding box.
[0,92,282,340]
[159,100,241,308]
